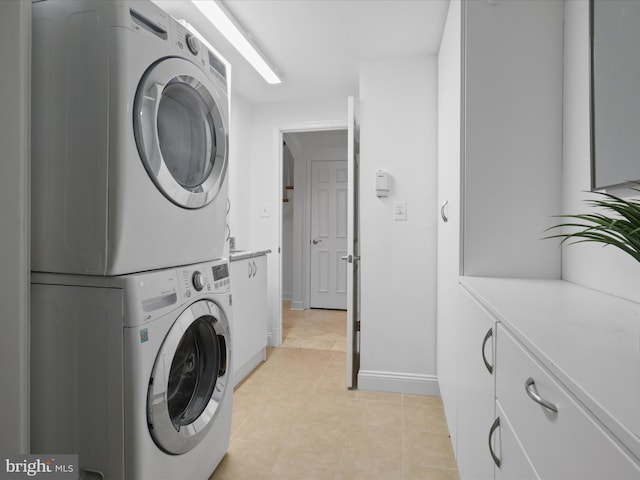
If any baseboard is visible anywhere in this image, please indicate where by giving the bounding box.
[282,292,293,301]
[267,328,280,347]
[357,370,441,396]
[289,300,304,310]
[232,348,267,388]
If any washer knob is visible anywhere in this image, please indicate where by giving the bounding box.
[186,34,200,55]
[192,271,204,291]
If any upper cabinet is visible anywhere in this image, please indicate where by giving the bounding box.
[438,0,564,282]
[462,0,563,279]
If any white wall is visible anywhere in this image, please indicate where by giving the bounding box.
[228,92,253,253]
[233,99,347,345]
[358,56,439,395]
[0,0,31,454]
[562,0,640,303]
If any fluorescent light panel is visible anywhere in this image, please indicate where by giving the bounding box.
[191,0,281,84]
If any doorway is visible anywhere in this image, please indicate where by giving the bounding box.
[281,129,348,312]
[277,100,360,390]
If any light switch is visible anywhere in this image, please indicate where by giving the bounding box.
[394,201,407,221]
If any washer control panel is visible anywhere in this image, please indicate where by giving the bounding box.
[211,262,230,290]
[124,259,231,327]
[179,260,230,300]
[192,271,205,291]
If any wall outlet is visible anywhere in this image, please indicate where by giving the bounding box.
[394,201,407,221]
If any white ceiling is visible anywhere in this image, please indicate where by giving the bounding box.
[157,0,450,105]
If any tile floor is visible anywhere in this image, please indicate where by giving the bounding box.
[281,301,347,352]
[209,303,459,480]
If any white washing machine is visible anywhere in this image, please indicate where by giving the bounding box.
[31,0,230,275]
[31,259,233,479]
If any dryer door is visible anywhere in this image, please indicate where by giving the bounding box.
[134,57,228,209]
[148,299,230,454]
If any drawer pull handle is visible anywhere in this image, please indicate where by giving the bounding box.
[481,328,494,374]
[488,416,501,468]
[440,200,449,223]
[525,377,558,413]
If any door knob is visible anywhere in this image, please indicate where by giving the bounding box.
[312,239,322,245]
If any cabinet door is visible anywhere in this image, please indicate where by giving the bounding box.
[249,255,268,357]
[463,0,562,278]
[493,403,539,480]
[456,285,496,480]
[230,258,252,385]
[436,0,462,451]
[230,256,269,387]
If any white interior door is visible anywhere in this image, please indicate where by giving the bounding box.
[310,160,348,309]
[346,96,360,389]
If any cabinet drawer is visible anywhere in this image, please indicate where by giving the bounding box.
[496,324,640,479]
[493,402,538,480]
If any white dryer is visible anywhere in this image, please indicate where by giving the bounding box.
[31,259,233,479]
[31,0,230,275]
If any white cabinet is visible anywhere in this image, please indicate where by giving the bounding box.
[458,277,640,480]
[495,324,640,480]
[436,0,462,451]
[437,0,563,467]
[456,285,495,480]
[462,0,563,279]
[492,403,538,480]
[230,254,268,387]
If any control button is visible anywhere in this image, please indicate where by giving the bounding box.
[185,290,192,298]
[186,34,200,55]
[192,271,204,291]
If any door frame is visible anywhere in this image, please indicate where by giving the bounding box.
[274,120,346,347]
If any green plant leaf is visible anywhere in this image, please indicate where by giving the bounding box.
[545,187,640,263]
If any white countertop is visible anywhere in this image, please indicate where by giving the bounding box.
[229,249,271,262]
[460,276,640,460]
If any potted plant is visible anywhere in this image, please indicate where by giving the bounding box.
[545,187,640,262]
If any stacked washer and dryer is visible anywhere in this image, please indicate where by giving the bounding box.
[30,1,233,478]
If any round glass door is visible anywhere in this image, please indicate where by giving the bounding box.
[147,300,230,455]
[134,57,228,209]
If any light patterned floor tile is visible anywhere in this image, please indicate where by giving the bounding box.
[212,302,461,480]
[268,446,342,480]
[404,430,458,470]
[403,394,444,408]
[209,439,280,480]
[404,464,460,480]
[403,404,450,434]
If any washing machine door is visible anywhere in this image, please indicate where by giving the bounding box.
[147,299,230,455]
[134,57,228,209]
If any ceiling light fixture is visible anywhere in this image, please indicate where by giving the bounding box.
[191,0,282,85]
